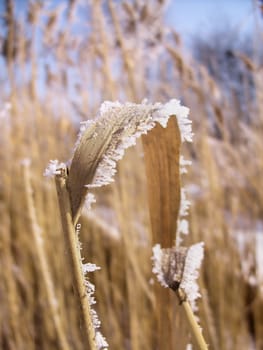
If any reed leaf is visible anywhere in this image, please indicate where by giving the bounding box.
[66,100,186,225]
[142,117,181,247]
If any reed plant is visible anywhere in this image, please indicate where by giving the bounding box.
[44,100,207,349]
[0,0,263,349]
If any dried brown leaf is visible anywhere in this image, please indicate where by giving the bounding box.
[142,117,181,247]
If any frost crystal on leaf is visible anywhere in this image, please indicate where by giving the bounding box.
[95,332,109,349]
[180,242,204,311]
[67,98,192,220]
[152,242,204,311]
[73,119,96,152]
[84,266,108,349]
[152,244,188,290]
[154,99,193,141]
[85,193,96,210]
[179,188,191,217]
[99,100,122,114]
[82,263,101,274]
[180,155,192,174]
[91,308,101,328]
[43,160,66,178]
[177,187,191,247]
[152,244,169,288]
[178,219,189,235]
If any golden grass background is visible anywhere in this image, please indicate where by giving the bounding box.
[0,0,263,349]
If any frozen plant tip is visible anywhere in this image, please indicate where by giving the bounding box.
[65,99,191,223]
[152,242,204,310]
[44,99,191,223]
[152,243,208,350]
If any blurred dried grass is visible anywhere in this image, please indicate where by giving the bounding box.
[0,0,263,349]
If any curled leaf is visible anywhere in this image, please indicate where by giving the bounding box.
[66,99,189,223]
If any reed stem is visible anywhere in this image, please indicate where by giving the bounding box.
[177,288,208,350]
[55,174,97,350]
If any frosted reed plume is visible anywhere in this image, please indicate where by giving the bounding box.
[45,99,190,349]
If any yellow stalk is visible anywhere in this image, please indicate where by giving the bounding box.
[177,288,209,350]
[55,174,97,350]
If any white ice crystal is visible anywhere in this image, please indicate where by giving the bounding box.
[85,193,96,210]
[180,155,192,174]
[44,98,194,348]
[82,263,101,274]
[95,331,109,349]
[73,119,96,152]
[91,308,101,328]
[74,99,191,192]
[65,98,193,219]
[84,268,108,349]
[177,188,191,246]
[43,160,66,178]
[180,242,204,311]
[154,99,193,142]
[152,244,169,288]
[178,219,189,235]
[99,100,122,114]
[179,187,191,217]
[152,242,204,312]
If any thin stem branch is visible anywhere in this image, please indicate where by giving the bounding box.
[55,174,97,350]
[177,288,208,350]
